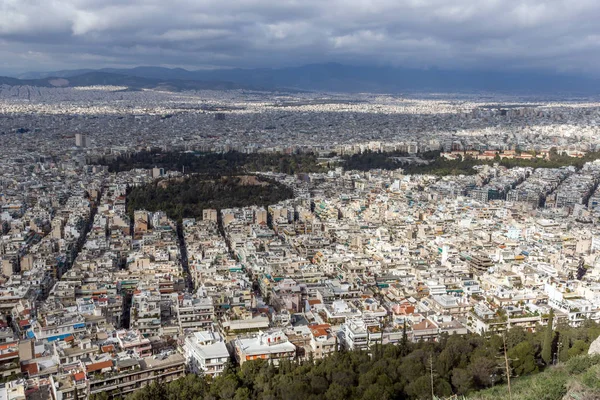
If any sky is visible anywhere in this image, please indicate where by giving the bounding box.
[1,0,600,75]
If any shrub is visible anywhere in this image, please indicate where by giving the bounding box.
[565,355,600,375]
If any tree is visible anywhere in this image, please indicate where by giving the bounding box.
[238,359,266,388]
[166,374,207,400]
[398,350,427,383]
[437,335,472,378]
[542,308,555,364]
[558,332,570,363]
[468,356,497,389]
[400,320,410,356]
[123,322,600,400]
[325,383,350,400]
[233,387,251,400]
[405,375,433,399]
[568,339,588,358]
[451,368,474,395]
[505,326,528,350]
[130,380,167,400]
[209,374,239,399]
[309,375,329,395]
[509,341,538,376]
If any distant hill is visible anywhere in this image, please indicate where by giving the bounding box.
[0,71,261,91]
[17,69,98,79]
[0,76,54,87]
[16,63,600,94]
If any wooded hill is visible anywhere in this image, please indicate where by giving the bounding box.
[90,320,600,400]
[126,175,294,221]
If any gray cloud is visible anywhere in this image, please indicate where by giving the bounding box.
[1,0,600,74]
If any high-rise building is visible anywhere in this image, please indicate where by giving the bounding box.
[202,209,218,222]
[152,167,165,179]
[75,133,87,147]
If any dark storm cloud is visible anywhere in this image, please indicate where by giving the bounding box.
[1,0,600,74]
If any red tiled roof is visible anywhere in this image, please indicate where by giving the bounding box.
[101,345,115,353]
[86,360,113,373]
[21,363,39,376]
[73,372,86,382]
[0,351,18,360]
[309,324,331,337]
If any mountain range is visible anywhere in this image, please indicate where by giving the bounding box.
[0,71,258,92]
[5,63,600,94]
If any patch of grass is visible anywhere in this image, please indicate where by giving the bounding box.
[469,355,600,400]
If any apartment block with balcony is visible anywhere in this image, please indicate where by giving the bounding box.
[88,353,185,399]
[184,330,229,376]
[308,324,337,359]
[176,294,214,333]
[233,330,296,367]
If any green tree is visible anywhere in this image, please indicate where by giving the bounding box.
[405,375,433,399]
[210,374,239,399]
[166,374,208,400]
[505,326,528,350]
[437,335,471,378]
[309,375,329,395]
[509,341,538,376]
[568,339,589,358]
[468,356,497,389]
[559,332,570,363]
[233,387,251,400]
[451,368,474,395]
[122,322,600,400]
[400,320,410,356]
[542,308,555,364]
[324,383,350,400]
[130,380,166,400]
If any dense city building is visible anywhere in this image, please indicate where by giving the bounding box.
[1,84,600,398]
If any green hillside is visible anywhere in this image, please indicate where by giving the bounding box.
[88,322,600,400]
[469,354,600,400]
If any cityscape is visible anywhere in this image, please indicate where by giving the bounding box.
[1,81,600,399]
[3,0,600,399]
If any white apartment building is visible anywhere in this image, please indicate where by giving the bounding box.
[184,330,230,377]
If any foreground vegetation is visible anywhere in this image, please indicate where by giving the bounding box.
[126,175,294,221]
[470,354,600,400]
[88,321,600,400]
